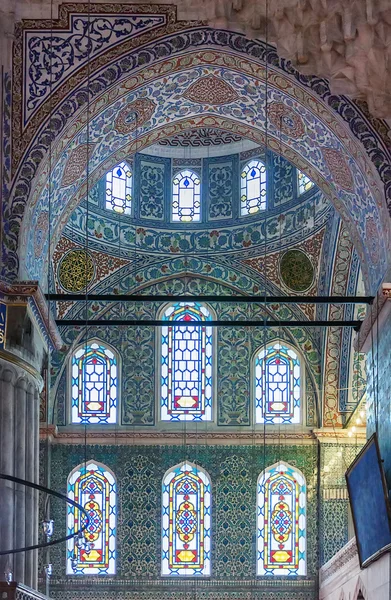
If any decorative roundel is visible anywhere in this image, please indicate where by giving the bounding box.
[58,249,95,292]
[279,249,314,292]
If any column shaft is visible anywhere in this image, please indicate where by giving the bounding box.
[14,380,27,583]
[0,368,15,578]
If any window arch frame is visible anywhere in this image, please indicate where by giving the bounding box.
[68,338,120,425]
[256,460,307,576]
[252,340,304,426]
[66,460,117,575]
[171,169,201,223]
[240,158,267,216]
[158,301,216,423]
[161,461,212,577]
[105,160,133,215]
[297,168,314,196]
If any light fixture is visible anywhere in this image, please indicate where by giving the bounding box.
[42,519,54,539]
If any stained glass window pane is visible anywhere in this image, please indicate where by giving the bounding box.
[255,342,301,424]
[240,160,266,215]
[257,462,306,576]
[162,462,211,576]
[71,342,118,424]
[172,170,201,222]
[106,162,132,214]
[161,302,212,421]
[297,169,314,195]
[66,461,116,575]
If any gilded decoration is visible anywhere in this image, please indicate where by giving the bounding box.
[58,249,95,292]
[279,250,315,292]
[183,75,239,105]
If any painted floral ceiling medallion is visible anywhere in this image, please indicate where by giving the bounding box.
[58,249,95,292]
[183,75,239,105]
[279,249,314,292]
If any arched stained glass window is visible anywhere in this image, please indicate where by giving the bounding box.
[66,461,116,575]
[161,302,213,421]
[297,169,314,195]
[105,162,132,214]
[255,342,301,424]
[257,462,306,576]
[71,341,118,424]
[162,462,211,576]
[172,170,201,222]
[240,159,267,215]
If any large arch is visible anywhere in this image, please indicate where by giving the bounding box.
[4,25,389,292]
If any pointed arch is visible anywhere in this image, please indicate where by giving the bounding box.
[254,341,302,424]
[257,461,306,576]
[240,159,267,215]
[105,161,132,214]
[160,302,214,421]
[70,339,119,424]
[66,460,116,575]
[162,461,211,576]
[172,169,201,222]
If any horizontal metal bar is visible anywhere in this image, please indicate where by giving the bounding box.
[56,319,362,330]
[47,294,373,304]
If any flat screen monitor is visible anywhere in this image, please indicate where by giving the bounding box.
[346,433,391,567]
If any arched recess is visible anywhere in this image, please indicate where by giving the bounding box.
[5,29,388,292]
[66,460,116,575]
[257,461,306,576]
[161,461,211,576]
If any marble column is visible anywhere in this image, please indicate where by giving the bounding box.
[0,358,42,588]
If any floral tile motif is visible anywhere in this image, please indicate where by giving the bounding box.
[114,98,157,135]
[268,102,306,139]
[61,144,96,188]
[183,75,239,105]
[322,148,354,192]
[21,8,168,127]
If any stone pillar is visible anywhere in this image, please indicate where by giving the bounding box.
[0,364,15,580]
[14,378,27,583]
[0,359,42,588]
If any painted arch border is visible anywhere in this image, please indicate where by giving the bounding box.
[5,30,387,290]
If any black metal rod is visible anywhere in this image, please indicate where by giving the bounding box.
[47,294,374,304]
[56,319,362,330]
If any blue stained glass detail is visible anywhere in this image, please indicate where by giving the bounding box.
[297,169,314,195]
[161,302,212,421]
[240,159,267,216]
[105,161,132,215]
[255,342,301,424]
[257,462,306,576]
[67,461,116,575]
[71,342,118,424]
[162,462,211,576]
[172,170,201,222]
